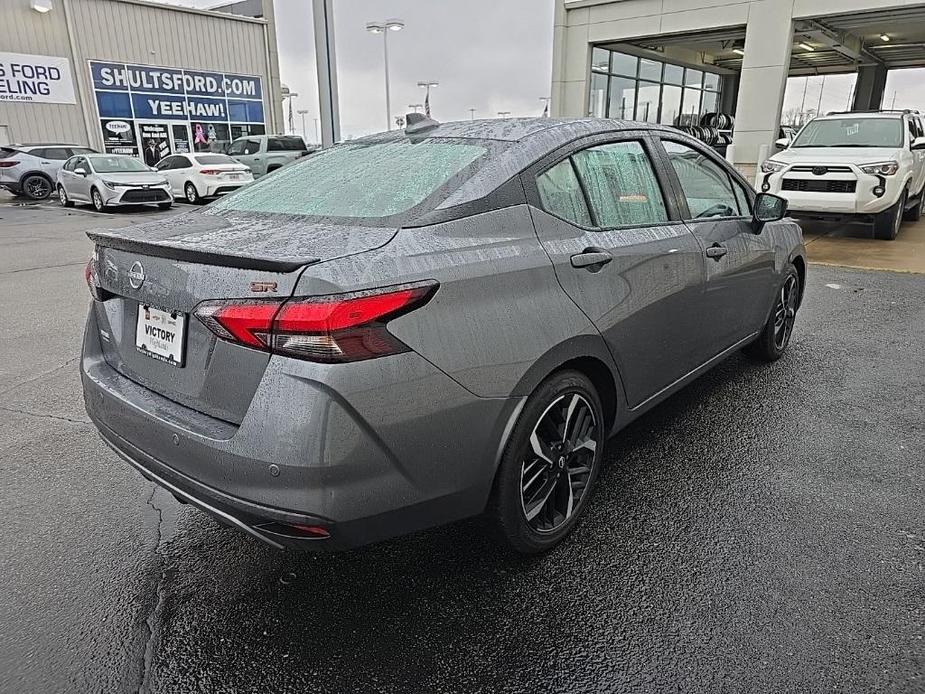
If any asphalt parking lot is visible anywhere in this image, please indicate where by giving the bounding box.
[1,195,923,694]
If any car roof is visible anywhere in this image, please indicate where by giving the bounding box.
[815,112,906,121]
[8,143,84,149]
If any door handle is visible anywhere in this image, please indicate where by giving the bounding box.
[570,248,613,271]
[705,244,728,260]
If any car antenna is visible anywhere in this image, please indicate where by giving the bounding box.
[405,112,439,135]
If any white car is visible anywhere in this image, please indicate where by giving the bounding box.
[154,153,254,204]
[57,154,173,212]
[759,111,925,239]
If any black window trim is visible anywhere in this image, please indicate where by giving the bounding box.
[523,129,688,233]
[653,133,756,222]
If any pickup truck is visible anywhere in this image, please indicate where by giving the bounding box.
[225,135,312,178]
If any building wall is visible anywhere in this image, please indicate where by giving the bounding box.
[551,0,925,171]
[0,0,280,148]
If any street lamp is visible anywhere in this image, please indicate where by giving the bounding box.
[366,18,404,131]
[417,81,438,115]
[297,109,309,142]
[469,108,477,120]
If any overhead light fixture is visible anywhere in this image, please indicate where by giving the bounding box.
[31,0,53,12]
[799,42,815,51]
[732,48,745,56]
[880,34,891,42]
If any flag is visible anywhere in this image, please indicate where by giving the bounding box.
[424,91,431,118]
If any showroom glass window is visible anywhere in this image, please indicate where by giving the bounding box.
[589,48,722,126]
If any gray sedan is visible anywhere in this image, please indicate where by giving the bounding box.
[57,154,173,212]
[81,116,805,553]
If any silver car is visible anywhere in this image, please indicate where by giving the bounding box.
[57,154,173,212]
[0,143,96,200]
[81,117,805,553]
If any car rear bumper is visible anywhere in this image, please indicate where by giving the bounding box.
[81,310,521,550]
[204,182,248,197]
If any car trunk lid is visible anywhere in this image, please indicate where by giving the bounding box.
[88,210,398,424]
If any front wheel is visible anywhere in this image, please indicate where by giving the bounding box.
[873,191,905,240]
[57,185,74,208]
[184,181,200,204]
[488,370,605,553]
[744,264,800,362]
[91,187,107,212]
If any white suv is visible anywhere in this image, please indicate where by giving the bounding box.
[759,111,925,240]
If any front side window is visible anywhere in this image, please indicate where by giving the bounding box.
[242,140,260,155]
[209,139,489,220]
[571,141,668,228]
[536,159,593,227]
[792,118,903,148]
[155,156,176,171]
[663,140,741,219]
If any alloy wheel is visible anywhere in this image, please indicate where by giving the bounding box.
[773,274,798,350]
[520,393,598,533]
[92,190,104,211]
[25,176,50,199]
[185,183,198,203]
[58,187,67,206]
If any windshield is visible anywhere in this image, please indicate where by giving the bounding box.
[89,156,151,173]
[195,154,235,165]
[792,118,904,148]
[209,139,489,220]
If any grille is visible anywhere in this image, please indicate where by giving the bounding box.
[789,165,853,174]
[782,179,857,193]
[122,188,169,203]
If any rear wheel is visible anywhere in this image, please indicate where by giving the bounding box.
[22,174,52,200]
[57,185,74,208]
[489,370,604,553]
[744,263,800,362]
[91,187,107,213]
[184,181,201,204]
[873,191,905,240]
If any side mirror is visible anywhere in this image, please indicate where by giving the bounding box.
[753,192,787,230]
[775,137,791,149]
[912,137,925,151]
[74,167,87,176]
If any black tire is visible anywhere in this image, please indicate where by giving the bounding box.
[873,191,905,240]
[903,188,924,222]
[184,181,200,204]
[22,174,52,200]
[266,165,281,175]
[744,263,800,362]
[488,370,605,554]
[90,187,107,212]
[57,185,74,208]
[158,202,173,210]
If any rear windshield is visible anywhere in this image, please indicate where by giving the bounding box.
[793,118,904,148]
[0,148,18,159]
[208,139,490,220]
[195,154,235,165]
[88,156,151,173]
[267,136,306,151]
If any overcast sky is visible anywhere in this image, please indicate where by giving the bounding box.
[170,0,556,140]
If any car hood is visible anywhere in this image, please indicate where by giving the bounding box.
[93,171,168,185]
[773,146,903,165]
[86,209,398,272]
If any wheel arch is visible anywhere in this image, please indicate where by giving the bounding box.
[18,169,53,186]
[791,253,806,309]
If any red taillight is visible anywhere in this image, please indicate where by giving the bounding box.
[194,282,437,363]
[85,252,102,300]
[199,169,221,175]
[0,161,19,168]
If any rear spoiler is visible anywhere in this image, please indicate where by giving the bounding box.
[86,230,320,273]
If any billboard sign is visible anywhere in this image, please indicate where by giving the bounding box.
[0,51,76,104]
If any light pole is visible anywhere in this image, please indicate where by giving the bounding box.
[297,109,309,142]
[408,103,424,113]
[468,108,476,120]
[417,81,438,116]
[282,91,299,134]
[366,18,404,131]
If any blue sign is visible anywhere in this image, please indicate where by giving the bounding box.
[90,60,264,123]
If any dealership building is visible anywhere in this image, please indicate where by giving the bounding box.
[0,0,284,159]
[551,0,925,177]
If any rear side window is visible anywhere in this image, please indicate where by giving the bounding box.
[571,141,668,227]
[42,148,70,160]
[536,159,593,227]
[268,136,306,151]
[209,139,488,219]
[69,147,95,156]
[663,141,741,218]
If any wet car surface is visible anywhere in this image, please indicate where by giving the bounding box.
[1,200,923,693]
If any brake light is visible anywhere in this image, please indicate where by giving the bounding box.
[194,282,437,363]
[85,251,103,300]
[199,169,221,175]
[0,161,19,168]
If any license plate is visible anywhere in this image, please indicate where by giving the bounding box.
[135,304,186,367]
[227,174,242,180]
